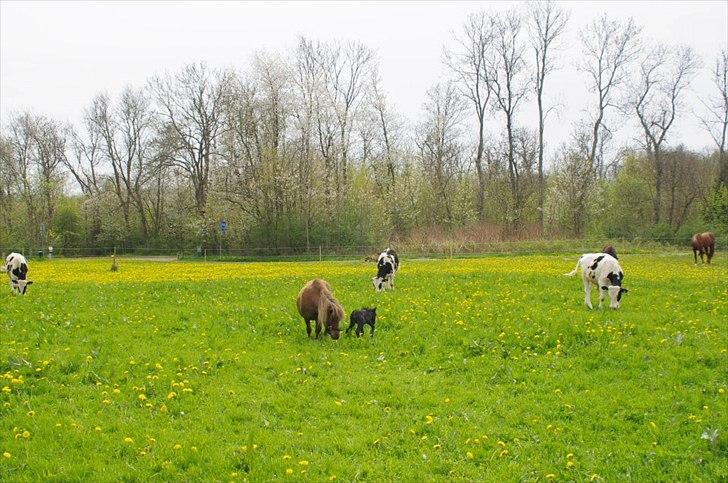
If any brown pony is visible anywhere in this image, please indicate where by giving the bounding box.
[691,232,716,264]
[296,279,343,339]
[602,245,618,259]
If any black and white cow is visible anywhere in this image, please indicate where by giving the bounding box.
[564,253,628,309]
[372,248,399,292]
[1,252,33,295]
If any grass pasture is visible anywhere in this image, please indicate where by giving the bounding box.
[0,254,726,481]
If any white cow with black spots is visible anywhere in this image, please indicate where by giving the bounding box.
[565,253,628,309]
[1,252,33,295]
[372,248,399,292]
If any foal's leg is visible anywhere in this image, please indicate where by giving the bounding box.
[708,244,714,264]
[694,249,698,265]
[346,320,356,335]
[369,321,375,337]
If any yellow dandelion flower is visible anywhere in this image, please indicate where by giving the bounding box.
[159,404,168,413]
[285,468,293,475]
[27,410,35,417]
[2,452,10,459]
[719,388,725,395]
[545,474,556,480]
[466,451,474,460]
[298,460,309,466]
[282,455,291,460]
[124,437,134,444]
[22,430,30,439]
[566,461,576,469]
[425,414,434,424]
[173,444,182,450]
[138,394,147,401]
[167,392,177,399]
[95,427,102,432]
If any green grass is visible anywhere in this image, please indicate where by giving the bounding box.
[1,254,726,481]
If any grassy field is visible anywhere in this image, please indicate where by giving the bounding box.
[1,254,726,481]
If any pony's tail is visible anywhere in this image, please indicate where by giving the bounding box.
[564,257,582,277]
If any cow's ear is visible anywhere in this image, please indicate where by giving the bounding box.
[26,281,33,285]
[621,288,628,293]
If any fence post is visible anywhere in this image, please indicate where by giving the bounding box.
[319,245,322,262]
[204,249,207,262]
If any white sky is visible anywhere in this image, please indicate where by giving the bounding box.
[1,0,727,161]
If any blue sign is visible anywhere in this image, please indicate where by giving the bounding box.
[219,219,227,235]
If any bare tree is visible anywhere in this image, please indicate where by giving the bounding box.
[527,0,569,231]
[151,63,230,219]
[579,14,641,178]
[290,36,325,248]
[699,49,728,187]
[66,118,103,196]
[446,11,494,219]
[87,87,156,238]
[634,44,699,224]
[415,82,466,224]
[316,40,374,192]
[370,71,401,189]
[487,9,530,227]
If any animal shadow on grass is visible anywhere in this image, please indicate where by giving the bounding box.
[347,307,376,337]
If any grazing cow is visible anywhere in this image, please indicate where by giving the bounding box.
[602,245,618,260]
[296,279,343,340]
[346,307,376,337]
[565,253,628,309]
[372,248,399,292]
[1,252,33,295]
[691,232,715,265]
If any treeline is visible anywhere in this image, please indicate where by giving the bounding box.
[1,2,727,254]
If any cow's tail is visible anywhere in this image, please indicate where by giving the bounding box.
[564,257,582,277]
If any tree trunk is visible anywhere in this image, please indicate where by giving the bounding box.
[474,114,486,219]
[653,147,662,224]
[537,91,545,233]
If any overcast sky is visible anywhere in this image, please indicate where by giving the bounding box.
[1,0,727,159]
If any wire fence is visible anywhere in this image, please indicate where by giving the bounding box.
[2,236,722,262]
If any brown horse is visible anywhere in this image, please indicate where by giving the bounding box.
[691,232,716,264]
[602,245,618,259]
[296,279,343,339]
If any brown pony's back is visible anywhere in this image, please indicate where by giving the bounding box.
[691,232,716,264]
[602,245,618,259]
[296,279,343,339]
